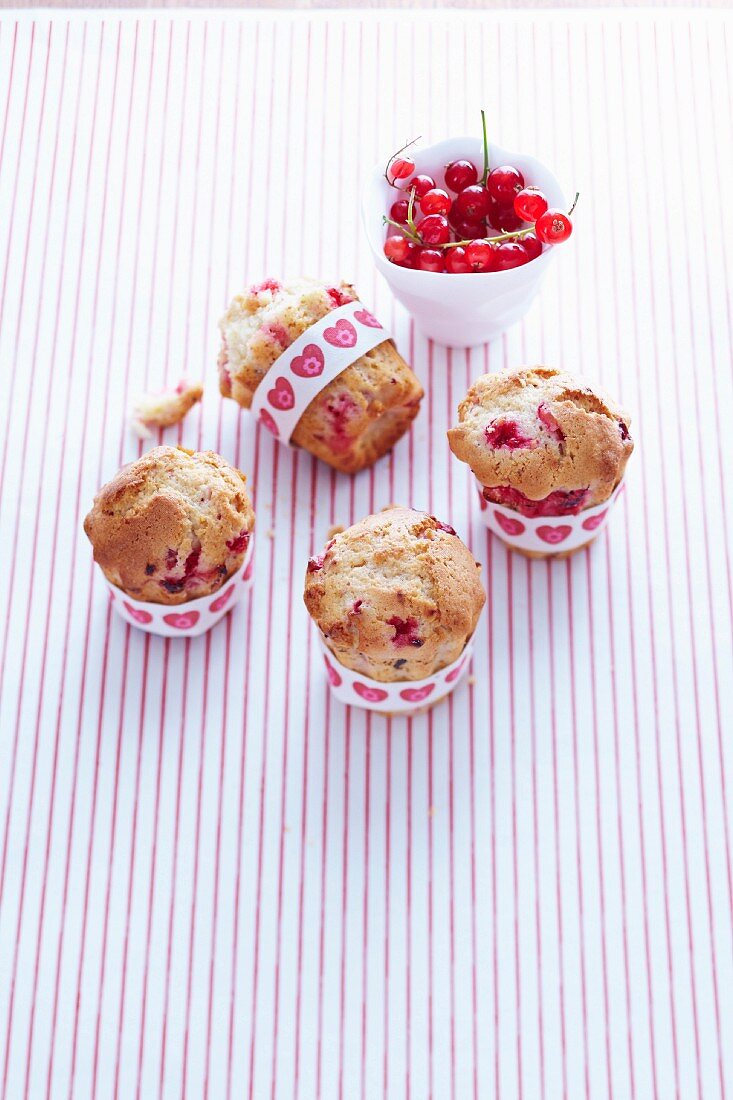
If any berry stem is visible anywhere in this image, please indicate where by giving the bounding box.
[568,191,580,216]
[384,135,421,186]
[480,109,490,185]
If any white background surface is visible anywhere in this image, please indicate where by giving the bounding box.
[0,10,732,1098]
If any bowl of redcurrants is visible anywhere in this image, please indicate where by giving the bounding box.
[363,116,576,347]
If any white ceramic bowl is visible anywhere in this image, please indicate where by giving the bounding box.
[362,137,567,348]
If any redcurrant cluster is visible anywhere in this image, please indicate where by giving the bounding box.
[383,116,577,274]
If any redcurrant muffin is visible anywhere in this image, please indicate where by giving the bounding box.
[448,365,633,552]
[303,508,485,682]
[218,277,423,473]
[84,446,255,605]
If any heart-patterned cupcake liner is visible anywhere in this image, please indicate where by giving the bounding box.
[476,479,625,556]
[106,537,254,637]
[249,301,389,444]
[317,634,474,715]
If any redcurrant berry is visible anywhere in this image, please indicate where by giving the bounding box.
[487,165,525,203]
[465,239,496,273]
[390,198,410,224]
[384,235,417,266]
[521,233,543,261]
[454,185,491,221]
[453,218,488,240]
[417,248,445,273]
[408,174,436,201]
[445,247,471,274]
[388,156,415,184]
[514,187,548,222]
[416,214,450,246]
[420,188,452,216]
[493,241,529,270]
[535,209,573,244]
[488,201,524,233]
[444,159,479,192]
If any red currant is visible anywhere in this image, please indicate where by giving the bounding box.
[453,218,488,240]
[487,165,525,203]
[420,188,451,216]
[454,185,490,221]
[488,200,524,233]
[416,214,450,246]
[535,209,573,244]
[408,174,436,201]
[417,248,445,273]
[514,187,548,222]
[465,239,496,273]
[521,233,543,261]
[384,235,417,266]
[444,159,479,192]
[390,198,410,224]
[493,241,529,270]
[388,156,415,184]
[444,247,471,274]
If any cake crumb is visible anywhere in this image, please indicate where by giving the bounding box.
[130,379,203,438]
[467,675,476,686]
[266,529,275,539]
[327,524,344,540]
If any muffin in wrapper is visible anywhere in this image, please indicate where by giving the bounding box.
[84,446,255,637]
[304,508,485,714]
[448,365,633,558]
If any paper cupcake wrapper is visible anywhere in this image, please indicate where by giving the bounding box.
[317,634,474,715]
[106,538,254,637]
[250,301,389,444]
[476,480,625,554]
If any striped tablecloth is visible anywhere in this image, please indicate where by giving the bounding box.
[1,10,731,1099]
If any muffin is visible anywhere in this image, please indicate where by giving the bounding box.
[448,365,633,555]
[84,446,255,605]
[303,508,486,683]
[218,278,423,473]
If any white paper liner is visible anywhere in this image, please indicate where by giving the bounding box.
[106,536,254,637]
[249,301,389,444]
[477,480,625,554]
[317,633,474,715]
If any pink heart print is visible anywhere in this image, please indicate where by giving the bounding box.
[163,610,200,630]
[291,343,325,378]
[399,683,436,703]
[537,524,572,545]
[353,308,382,329]
[582,509,608,532]
[123,601,153,624]
[445,656,467,684]
[242,558,254,582]
[323,655,343,687]
[259,408,279,436]
[267,376,295,411]
[494,511,526,537]
[353,681,389,703]
[323,318,358,348]
[209,585,234,613]
[477,489,487,511]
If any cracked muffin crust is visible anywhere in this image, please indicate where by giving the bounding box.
[218,278,423,474]
[447,365,633,517]
[84,446,255,605]
[303,508,486,683]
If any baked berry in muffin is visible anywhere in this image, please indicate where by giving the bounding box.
[448,365,633,518]
[303,508,485,682]
[84,446,255,605]
[218,278,423,473]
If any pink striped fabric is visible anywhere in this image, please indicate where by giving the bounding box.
[0,11,732,1099]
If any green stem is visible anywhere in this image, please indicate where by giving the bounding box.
[481,109,490,185]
